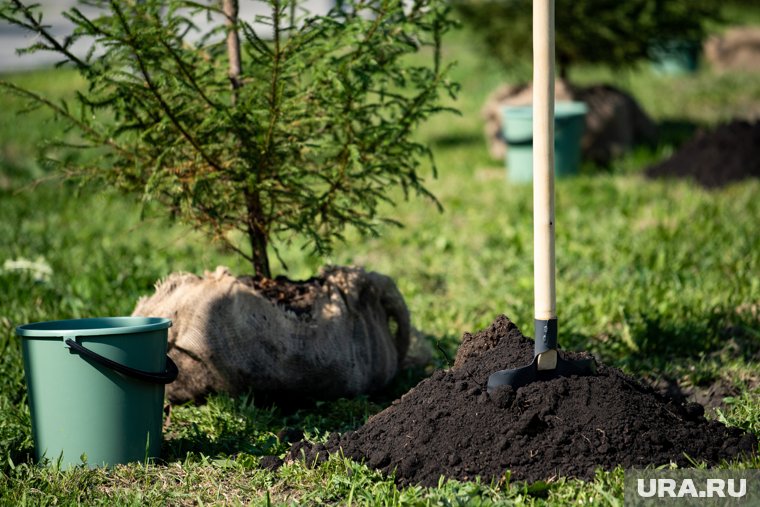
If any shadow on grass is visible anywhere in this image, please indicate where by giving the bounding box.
[161,393,396,462]
[630,309,758,364]
[161,398,284,461]
[429,131,484,149]
[578,118,702,175]
[624,312,759,412]
[162,427,279,462]
[558,307,760,416]
[656,119,700,148]
[566,305,759,375]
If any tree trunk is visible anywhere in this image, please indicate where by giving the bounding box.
[246,191,271,278]
[223,0,242,95]
[224,0,268,275]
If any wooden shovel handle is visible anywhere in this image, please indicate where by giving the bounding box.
[533,0,556,323]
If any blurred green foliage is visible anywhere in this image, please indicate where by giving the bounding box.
[454,0,721,79]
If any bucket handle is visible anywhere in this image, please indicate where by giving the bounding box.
[65,339,179,385]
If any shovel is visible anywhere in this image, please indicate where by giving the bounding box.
[487,0,596,393]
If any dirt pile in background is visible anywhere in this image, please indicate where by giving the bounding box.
[290,316,757,486]
[645,120,760,188]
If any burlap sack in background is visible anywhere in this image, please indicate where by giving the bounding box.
[704,26,760,74]
[133,266,410,403]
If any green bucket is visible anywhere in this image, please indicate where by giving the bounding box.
[649,39,700,76]
[16,317,177,468]
[501,101,588,183]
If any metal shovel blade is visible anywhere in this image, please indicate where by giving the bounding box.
[486,353,597,393]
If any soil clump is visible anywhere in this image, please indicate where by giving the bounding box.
[290,315,757,486]
[645,120,760,188]
[240,274,325,317]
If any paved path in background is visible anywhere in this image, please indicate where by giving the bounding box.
[0,0,82,71]
[0,0,332,72]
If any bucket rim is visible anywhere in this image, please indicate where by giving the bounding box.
[501,100,588,119]
[16,316,171,338]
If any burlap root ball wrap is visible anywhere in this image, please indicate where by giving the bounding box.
[133,266,410,403]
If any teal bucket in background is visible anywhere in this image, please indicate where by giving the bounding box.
[649,39,700,76]
[16,317,177,468]
[501,101,588,183]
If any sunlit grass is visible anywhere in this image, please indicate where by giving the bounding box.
[1,15,759,507]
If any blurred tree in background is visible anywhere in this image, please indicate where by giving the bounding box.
[454,0,721,79]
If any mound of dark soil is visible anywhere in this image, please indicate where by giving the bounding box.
[290,316,757,486]
[645,120,760,188]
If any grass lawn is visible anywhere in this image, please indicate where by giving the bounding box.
[1,14,760,507]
